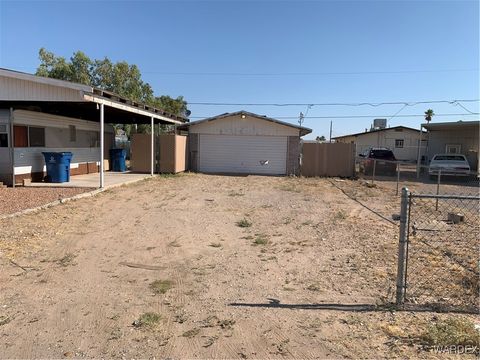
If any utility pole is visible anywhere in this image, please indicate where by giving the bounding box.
[329,120,333,143]
[296,112,305,176]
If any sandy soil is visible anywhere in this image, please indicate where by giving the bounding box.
[0,174,476,359]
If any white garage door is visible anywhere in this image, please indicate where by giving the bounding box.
[199,134,287,175]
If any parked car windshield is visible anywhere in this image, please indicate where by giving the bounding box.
[433,155,466,161]
[370,149,395,160]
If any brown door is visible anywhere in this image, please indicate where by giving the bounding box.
[13,125,28,147]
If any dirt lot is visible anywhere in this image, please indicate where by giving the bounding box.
[0,174,477,359]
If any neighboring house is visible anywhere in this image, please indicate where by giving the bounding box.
[178,111,311,175]
[333,126,425,162]
[422,120,479,172]
[0,68,185,186]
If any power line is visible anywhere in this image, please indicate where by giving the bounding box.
[453,101,477,114]
[189,112,479,120]
[188,99,479,107]
[142,69,479,76]
[387,104,409,121]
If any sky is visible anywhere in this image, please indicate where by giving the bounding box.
[0,0,478,139]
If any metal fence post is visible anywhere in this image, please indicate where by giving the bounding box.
[396,187,409,305]
[396,162,400,196]
[372,159,376,185]
[435,169,441,210]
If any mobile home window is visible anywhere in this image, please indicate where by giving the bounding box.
[0,124,7,147]
[28,127,45,147]
[69,125,76,142]
[446,144,461,154]
[395,139,404,148]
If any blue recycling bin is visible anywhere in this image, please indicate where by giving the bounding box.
[42,152,73,183]
[110,148,127,172]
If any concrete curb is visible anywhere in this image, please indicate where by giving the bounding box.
[0,175,155,220]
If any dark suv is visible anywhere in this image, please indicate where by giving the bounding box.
[359,147,397,175]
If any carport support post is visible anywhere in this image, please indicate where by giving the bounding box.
[151,117,154,176]
[99,103,104,188]
[396,187,409,305]
[416,125,423,178]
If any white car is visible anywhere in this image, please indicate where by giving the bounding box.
[428,154,471,178]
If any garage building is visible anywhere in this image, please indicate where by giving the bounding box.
[179,111,311,175]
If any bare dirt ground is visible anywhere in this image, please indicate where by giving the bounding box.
[0,187,89,216]
[0,174,477,359]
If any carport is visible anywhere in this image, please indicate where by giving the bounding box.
[0,68,187,188]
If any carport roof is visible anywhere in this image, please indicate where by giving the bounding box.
[0,68,187,124]
[422,120,479,131]
[177,110,312,136]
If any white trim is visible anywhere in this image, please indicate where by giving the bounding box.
[14,165,32,175]
[84,94,183,125]
[100,103,104,189]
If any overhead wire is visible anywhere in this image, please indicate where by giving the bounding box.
[142,69,479,76]
[187,99,479,107]
[189,112,479,120]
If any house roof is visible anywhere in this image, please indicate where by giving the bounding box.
[0,68,93,92]
[422,120,479,131]
[0,68,187,124]
[177,110,312,136]
[332,125,421,140]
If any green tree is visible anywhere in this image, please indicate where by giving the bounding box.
[35,48,189,136]
[152,95,189,118]
[424,109,434,122]
[316,135,326,142]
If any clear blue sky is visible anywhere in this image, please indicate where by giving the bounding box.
[0,0,478,139]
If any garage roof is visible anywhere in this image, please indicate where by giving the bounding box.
[178,111,312,136]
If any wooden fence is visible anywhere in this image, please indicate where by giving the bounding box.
[131,134,187,173]
[301,142,355,177]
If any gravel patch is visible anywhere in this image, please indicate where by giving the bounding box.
[0,187,90,215]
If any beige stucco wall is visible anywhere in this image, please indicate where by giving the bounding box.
[335,135,356,144]
[337,128,424,161]
[188,114,300,137]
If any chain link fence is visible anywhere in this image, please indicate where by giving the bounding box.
[395,188,480,313]
[355,157,480,196]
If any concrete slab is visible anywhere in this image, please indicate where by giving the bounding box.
[25,172,152,189]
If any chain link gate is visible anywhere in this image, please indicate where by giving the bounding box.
[396,188,480,313]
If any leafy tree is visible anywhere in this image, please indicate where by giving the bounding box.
[35,48,189,136]
[316,135,326,142]
[424,109,434,122]
[152,95,189,118]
